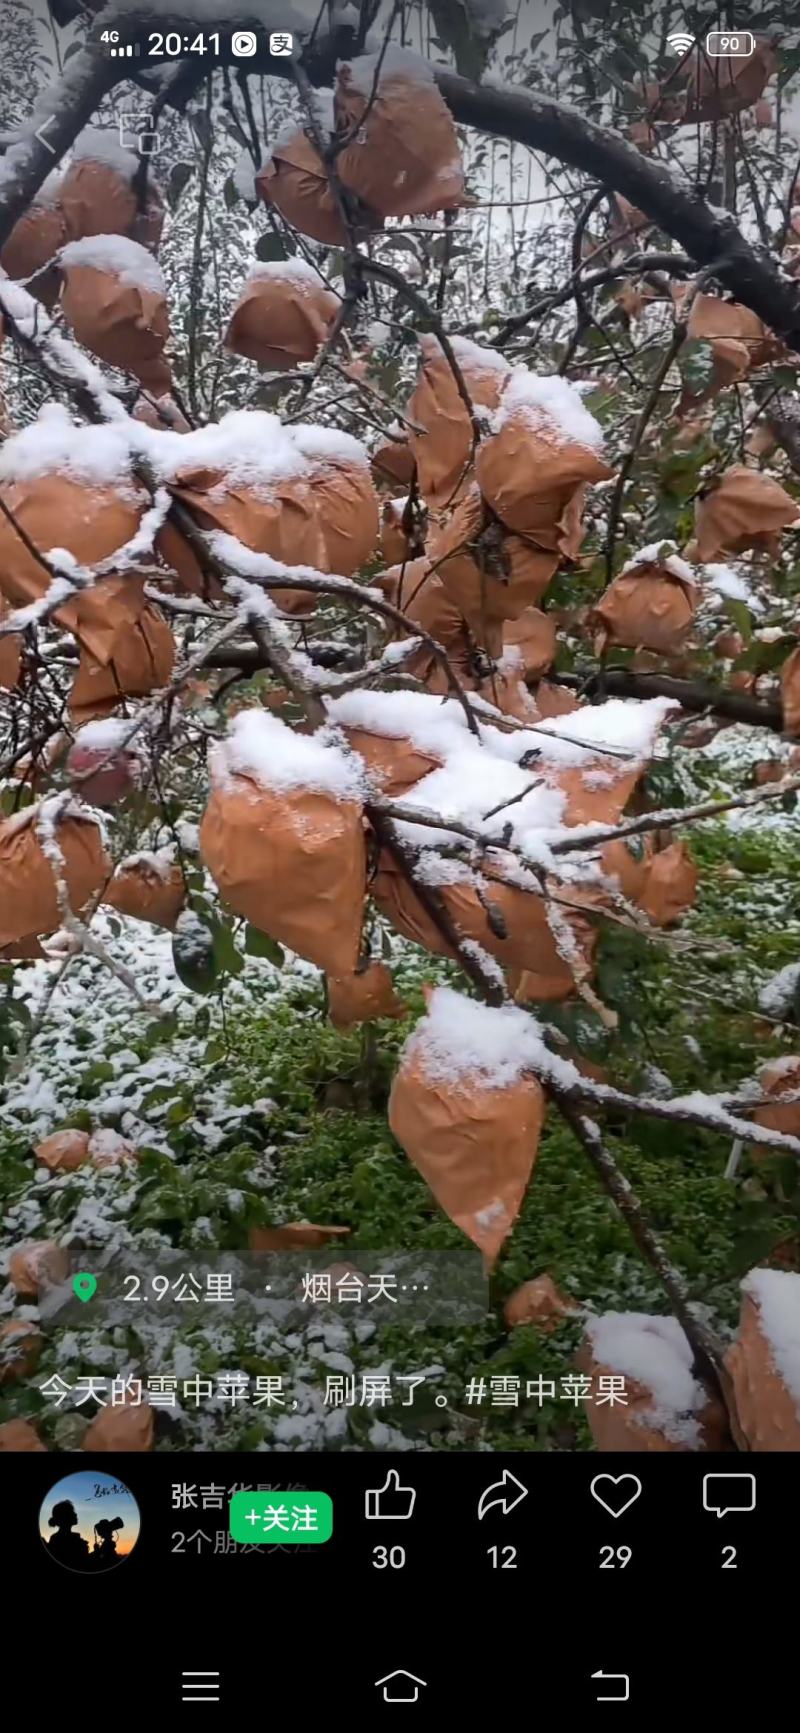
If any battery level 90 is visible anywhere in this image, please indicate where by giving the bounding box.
[705,30,756,58]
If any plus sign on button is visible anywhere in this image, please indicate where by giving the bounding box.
[229,1490,333,1544]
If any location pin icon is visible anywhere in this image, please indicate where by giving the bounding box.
[73,1271,97,1305]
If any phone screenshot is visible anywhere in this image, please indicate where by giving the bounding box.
[0,0,797,1708]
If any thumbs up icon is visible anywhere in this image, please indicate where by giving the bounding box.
[365,1470,417,1520]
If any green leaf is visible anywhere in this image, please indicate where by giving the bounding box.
[255,231,290,262]
[145,1012,179,1046]
[723,599,753,644]
[172,915,219,995]
[244,925,284,965]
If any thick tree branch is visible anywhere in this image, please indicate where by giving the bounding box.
[556,669,784,732]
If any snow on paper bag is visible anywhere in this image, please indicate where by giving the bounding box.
[0,802,110,947]
[592,548,698,654]
[692,465,800,561]
[9,1240,70,1298]
[475,369,612,544]
[103,853,185,930]
[154,411,377,601]
[430,486,558,640]
[0,181,67,307]
[35,1129,91,1172]
[256,127,348,246]
[0,410,148,611]
[388,987,547,1265]
[750,1054,800,1149]
[338,728,441,798]
[224,261,339,369]
[327,962,407,1030]
[60,236,172,394]
[725,1270,800,1451]
[578,1313,728,1451]
[199,711,366,976]
[292,426,379,576]
[60,128,151,242]
[407,335,509,510]
[335,48,464,219]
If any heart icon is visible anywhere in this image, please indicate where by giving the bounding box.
[589,1474,642,1519]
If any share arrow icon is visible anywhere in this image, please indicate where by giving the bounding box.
[477,1469,528,1520]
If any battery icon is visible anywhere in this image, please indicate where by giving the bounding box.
[705,30,755,58]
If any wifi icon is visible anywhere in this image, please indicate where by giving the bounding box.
[667,32,695,55]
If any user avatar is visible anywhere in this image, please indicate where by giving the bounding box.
[39,1471,141,1573]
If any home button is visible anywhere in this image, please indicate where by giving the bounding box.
[374,1670,427,1705]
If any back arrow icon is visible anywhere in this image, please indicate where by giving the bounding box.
[34,117,57,155]
[477,1469,528,1520]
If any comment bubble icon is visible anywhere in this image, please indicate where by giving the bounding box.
[702,1472,756,1518]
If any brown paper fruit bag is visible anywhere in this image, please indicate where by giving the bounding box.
[68,592,175,723]
[780,644,800,736]
[476,383,612,546]
[83,1401,154,1451]
[637,840,698,926]
[35,1129,91,1172]
[683,37,776,122]
[504,1273,579,1330]
[502,608,558,679]
[224,261,339,369]
[159,413,377,600]
[200,711,366,975]
[0,1419,47,1450]
[407,334,509,510]
[0,803,109,947]
[383,559,477,691]
[0,182,67,307]
[380,498,414,567]
[60,129,148,242]
[373,853,596,1000]
[0,412,149,613]
[335,48,464,219]
[328,961,407,1030]
[725,1269,800,1451]
[0,595,22,691]
[388,985,546,1265]
[9,1240,70,1298]
[0,1320,42,1384]
[578,1316,728,1451]
[593,551,697,654]
[750,1055,800,1156]
[339,725,442,798]
[692,465,800,561]
[430,486,558,641]
[372,436,415,490]
[103,853,184,929]
[249,1222,351,1252]
[256,128,348,246]
[60,236,171,393]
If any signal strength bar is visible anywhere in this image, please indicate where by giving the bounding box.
[110,43,139,57]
